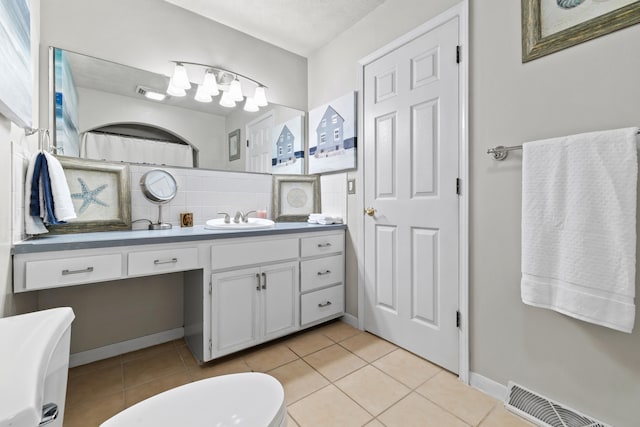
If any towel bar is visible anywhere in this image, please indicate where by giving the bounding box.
[487,130,640,161]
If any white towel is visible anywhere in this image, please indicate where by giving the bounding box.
[521,127,638,333]
[24,152,48,235]
[43,152,77,221]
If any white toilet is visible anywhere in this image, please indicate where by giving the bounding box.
[101,372,287,427]
[0,307,75,427]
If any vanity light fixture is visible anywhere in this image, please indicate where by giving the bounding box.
[166,60,268,110]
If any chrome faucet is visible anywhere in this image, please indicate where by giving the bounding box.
[233,210,257,223]
[217,212,231,224]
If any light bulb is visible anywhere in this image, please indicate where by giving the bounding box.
[202,70,219,96]
[194,84,212,103]
[219,90,236,108]
[254,86,268,107]
[244,97,259,112]
[170,63,191,90]
[166,82,186,97]
[229,78,243,102]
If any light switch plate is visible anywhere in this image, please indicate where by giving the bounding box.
[347,178,356,194]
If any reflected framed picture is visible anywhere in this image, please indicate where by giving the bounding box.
[522,0,640,62]
[272,175,321,222]
[228,128,241,161]
[48,156,131,233]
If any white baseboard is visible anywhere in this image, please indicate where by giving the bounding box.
[340,313,360,329]
[469,371,509,401]
[69,328,184,367]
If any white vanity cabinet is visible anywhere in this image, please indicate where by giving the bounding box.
[208,236,300,359]
[210,261,299,358]
[299,233,345,326]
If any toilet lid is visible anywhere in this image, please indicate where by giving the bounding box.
[100,373,285,427]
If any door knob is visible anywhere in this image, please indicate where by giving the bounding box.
[364,207,376,216]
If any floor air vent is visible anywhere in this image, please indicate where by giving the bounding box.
[505,382,609,427]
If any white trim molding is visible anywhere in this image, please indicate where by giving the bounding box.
[69,327,184,367]
[356,0,470,383]
[470,372,509,401]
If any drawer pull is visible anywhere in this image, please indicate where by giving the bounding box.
[61,267,94,275]
[317,270,332,276]
[262,272,267,290]
[256,273,261,291]
[317,243,332,248]
[318,301,333,308]
[154,258,178,265]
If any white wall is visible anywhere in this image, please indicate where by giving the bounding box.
[77,88,226,169]
[308,0,640,425]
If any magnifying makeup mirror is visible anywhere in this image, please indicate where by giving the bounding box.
[140,169,177,230]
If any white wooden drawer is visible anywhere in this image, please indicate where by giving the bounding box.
[300,254,344,293]
[301,233,344,258]
[25,253,122,290]
[211,237,299,271]
[128,247,199,276]
[301,284,344,326]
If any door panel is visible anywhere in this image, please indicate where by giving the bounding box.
[364,17,459,372]
[262,262,299,341]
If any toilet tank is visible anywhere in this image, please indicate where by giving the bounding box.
[0,307,75,427]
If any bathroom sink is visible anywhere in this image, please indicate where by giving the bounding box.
[205,218,275,230]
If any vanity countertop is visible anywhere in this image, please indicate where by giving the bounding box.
[13,223,346,254]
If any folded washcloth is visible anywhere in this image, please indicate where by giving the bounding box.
[308,213,343,225]
[521,127,638,333]
[44,151,76,221]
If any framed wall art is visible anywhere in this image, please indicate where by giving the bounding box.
[522,0,640,62]
[272,175,321,222]
[308,91,357,174]
[48,156,131,233]
[228,128,241,161]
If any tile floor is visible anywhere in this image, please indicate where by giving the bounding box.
[63,320,533,426]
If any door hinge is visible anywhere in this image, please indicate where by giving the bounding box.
[208,281,212,295]
[456,45,461,64]
[456,178,461,195]
[246,139,250,147]
[456,310,461,328]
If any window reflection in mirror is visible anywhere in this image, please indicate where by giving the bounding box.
[50,47,305,173]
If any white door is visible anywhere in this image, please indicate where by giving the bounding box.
[246,112,274,173]
[261,261,299,341]
[363,17,460,372]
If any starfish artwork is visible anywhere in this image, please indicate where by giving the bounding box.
[71,177,109,214]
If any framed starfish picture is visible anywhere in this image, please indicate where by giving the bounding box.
[48,157,131,233]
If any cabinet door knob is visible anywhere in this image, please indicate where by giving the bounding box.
[317,270,331,276]
[256,273,261,291]
[318,301,332,308]
[261,272,267,290]
[61,267,94,275]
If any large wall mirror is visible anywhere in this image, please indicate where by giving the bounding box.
[49,47,306,173]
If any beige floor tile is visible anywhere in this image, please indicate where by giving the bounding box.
[340,332,397,363]
[124,371,191,407]
[188,358,251,381]
[303,344,366,381]
[66,364,123,405]
[286,331,334,356]
[268,359,329,405]
[244,343,299,372]
[123,348,186,388]
[335,365,410,416]
[372,348,441,389]
[177,344,198,367]
[63,391,125,427]
[317,320,361,342]
[479,404,536,427]
[365,420,386,426]
[416,371,496,426]
[120,341,177,362]
[287,413,300,427]
[68,356,122,378]
[288,384,373,426]
[378,392,469,427]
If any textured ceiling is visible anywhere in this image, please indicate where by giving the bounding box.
[163,0,386,57]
